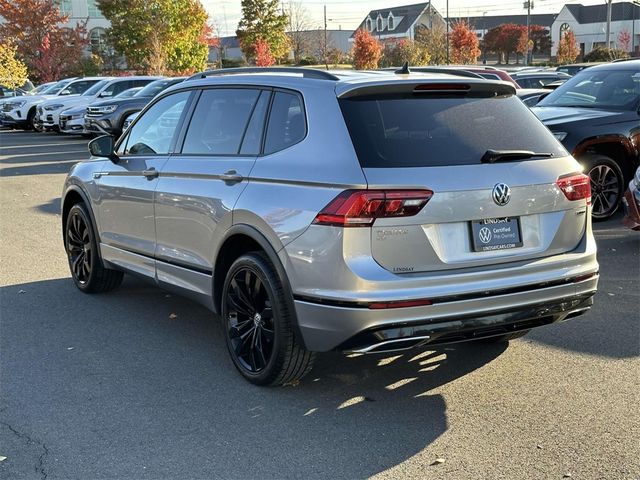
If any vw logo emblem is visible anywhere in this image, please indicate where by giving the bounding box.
[492,183,511,206]
[479,227,492,244]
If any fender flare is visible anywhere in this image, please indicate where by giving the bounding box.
[214,224,308,350]
[61,184,101,244]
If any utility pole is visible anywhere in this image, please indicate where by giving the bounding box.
[605,0,612,53]
[524,0,533,66]
[446,0,449,64]
[324,5,328,70]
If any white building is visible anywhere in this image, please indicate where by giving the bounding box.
[55,0,111,53]
[351,2,446,42]
[551,2,640,57]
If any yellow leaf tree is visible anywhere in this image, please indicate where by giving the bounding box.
[557,30,579,65]
[0,42,28,89]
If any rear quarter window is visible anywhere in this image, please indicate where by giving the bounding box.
[264,91,306,155]
[339,93,566,168]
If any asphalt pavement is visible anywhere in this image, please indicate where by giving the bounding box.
[1,129,638,479]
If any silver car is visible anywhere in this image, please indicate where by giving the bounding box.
[62,67,599,386]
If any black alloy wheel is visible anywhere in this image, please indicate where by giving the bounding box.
[65,203,123,293]
[225,267,275,373]
[221,252,315,386]
[67,209,92,285]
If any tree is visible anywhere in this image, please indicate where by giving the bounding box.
[97,0,210,74]
[236,0,289,63]
[254,38,275,66]
[583,46,628,62]
[617,29,631,52]
[529,25,551,54]
[0,0,89,82]
[482,23,527,64]
[286,1,311,64]
[381,39,430,67]
[0,41,28,89]
[351,28,382,70]
[415,24,447,65]
[449,21,480,64]
[557,30,579,65]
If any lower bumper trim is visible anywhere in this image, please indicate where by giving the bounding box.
[338,292,595,353]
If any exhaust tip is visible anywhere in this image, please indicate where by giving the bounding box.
[348,336,431,354]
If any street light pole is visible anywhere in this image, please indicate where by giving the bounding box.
[605,0,612,52]
[446,0,449,64]
[524,0,532,66]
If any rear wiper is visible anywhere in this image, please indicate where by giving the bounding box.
[481,149,554,163]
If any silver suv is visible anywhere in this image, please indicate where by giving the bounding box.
[62,67,599,386]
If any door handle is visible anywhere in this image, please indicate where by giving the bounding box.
[142,168,159,179]
[220,170,244,183]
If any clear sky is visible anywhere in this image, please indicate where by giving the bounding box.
[203,0,611,37]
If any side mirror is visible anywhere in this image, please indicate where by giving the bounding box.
[60,89,71,96]
[99,91,113,98]
[88,135,119,163]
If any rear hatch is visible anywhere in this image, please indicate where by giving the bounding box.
[338,79,589,273]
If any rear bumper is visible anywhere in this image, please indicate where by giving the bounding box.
[294,274,598,351]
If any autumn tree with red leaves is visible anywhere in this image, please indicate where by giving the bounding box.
[449,21,481,64]
[351,28,382,70]
[254,38,275,66]
[557,30,579,65]
[0,0,88,81]
[618,29,631,52]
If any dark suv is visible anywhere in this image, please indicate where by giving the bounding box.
[84,77,185,137]
[532,60,640,219]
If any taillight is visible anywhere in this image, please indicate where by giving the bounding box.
[313,189,433,227]
[556,173,591,204]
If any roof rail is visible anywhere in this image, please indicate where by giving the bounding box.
[186,67,340,81]
[611,57,638,63]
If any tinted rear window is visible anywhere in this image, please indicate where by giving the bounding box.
[339,93,566,168]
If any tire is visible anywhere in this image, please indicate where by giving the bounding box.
[479,329,531,343]
[27,109,41,131]
[580,154,624,221]
[65,203,123,293]
[221,252,315,386]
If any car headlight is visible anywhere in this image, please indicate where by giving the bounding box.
[93,105,118,114]
[633,168,640,189]
[553,131,568,141]
[7,100,27,109]
[44,103,64,111]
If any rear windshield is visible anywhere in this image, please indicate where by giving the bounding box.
[339,93,566,168]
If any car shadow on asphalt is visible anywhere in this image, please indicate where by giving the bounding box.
[1,276,506,478]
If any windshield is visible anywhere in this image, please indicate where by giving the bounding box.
[82,80,110,96]
[135,78,179,97]
[47,80,74,95]
[537,69,640,110]
[340,93,566,168]
[33,83,55,94]
[115,87,142,99]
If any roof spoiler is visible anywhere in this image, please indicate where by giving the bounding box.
[337,79,516,99]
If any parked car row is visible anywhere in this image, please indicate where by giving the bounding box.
[0,75,186,137]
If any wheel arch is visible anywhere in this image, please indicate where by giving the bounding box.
[573,135,639,182]
[212,224,308,349]
[61,186,100,244]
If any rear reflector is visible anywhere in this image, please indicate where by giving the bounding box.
[556,173,591,204]
[313,189,433,227]
[368,299,433,309]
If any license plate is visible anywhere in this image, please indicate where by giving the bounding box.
[470,217,523,252]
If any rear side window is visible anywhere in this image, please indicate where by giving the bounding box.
[339,93,566,168]
[182,88,260,155]
[264,91,306,154]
